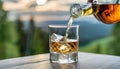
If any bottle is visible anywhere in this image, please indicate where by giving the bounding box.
[70,0,120,24]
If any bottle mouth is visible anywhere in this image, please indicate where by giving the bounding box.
[70,4,83,18]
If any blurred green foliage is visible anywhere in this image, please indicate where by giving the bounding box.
[79,36,114,54]
[0,20,20,59]
[0,0,49,59]
[30,17,49,55]
[31,27,49,55]
[16,17,49,56]
[16,17,27,56]
[0,1,20,59]
[79,22,120,56]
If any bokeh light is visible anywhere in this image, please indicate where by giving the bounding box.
[36,0,47,5]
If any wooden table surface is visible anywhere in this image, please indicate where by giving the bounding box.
[0,52,120,69]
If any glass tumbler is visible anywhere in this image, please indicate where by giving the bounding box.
[48,25,79,63]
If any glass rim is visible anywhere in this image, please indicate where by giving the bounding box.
[48,25,79,28]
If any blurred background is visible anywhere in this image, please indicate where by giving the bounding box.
[0,0,120,60]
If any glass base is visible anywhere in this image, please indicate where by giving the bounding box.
[50,52,78,63]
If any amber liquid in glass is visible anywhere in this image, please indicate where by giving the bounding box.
[50,40,78,54]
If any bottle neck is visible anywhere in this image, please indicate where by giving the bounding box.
[82,3,93,16]
[70,3,93,18]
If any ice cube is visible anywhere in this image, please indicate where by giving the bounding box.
[51,33,63,42]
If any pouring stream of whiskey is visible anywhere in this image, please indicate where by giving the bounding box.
[61,16,73,42]
[65,16,73,38]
